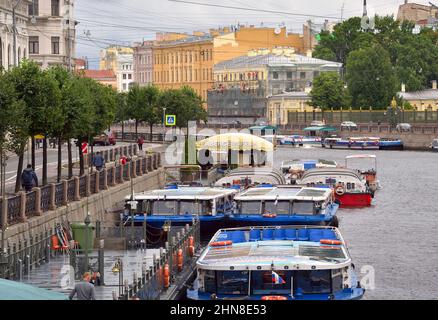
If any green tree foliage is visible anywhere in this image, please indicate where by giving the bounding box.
[346,45,397,109]
[127,84,160,137]
[310,72,349,110]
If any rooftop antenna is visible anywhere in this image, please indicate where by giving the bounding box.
[363,0,368,17]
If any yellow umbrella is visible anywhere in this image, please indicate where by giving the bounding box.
[34,134,45,139]
[196,133,274,152]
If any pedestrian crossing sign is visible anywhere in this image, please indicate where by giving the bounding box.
[165,115,176,126]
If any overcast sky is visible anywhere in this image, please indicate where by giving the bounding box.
[75,0,433,68]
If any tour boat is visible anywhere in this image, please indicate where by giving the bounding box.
[280,135,322,146]
[298,168,373,207]
[122,186,238,235]
[345,155,380,192]
[228,186,339,227]
[214,168,286,189]
[379,138,404,150]
[323,137,380,150]
[187,225,365,300]
[281,159,337,185]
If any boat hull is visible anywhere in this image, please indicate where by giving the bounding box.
[335,193,372,207]
[379,141,404,150]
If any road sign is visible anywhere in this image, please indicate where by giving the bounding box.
[165,115,176,126]
[81,142,88,154]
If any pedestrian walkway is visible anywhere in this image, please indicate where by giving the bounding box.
[20,249,161,300]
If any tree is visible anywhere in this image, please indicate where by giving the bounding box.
[346,45,397,109]
[142,85,161,141]
[116,92,129,142]
[310,72,348,110]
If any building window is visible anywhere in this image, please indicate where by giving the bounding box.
[123,74,127,80]
[300,72,306,79]
[287,72,293,79]
[313,71,320,78]
[51,0,60,16]
[51,37,60,54]
[123,83,127,91]
[29,36,39,54]
[29,0,39,16]
[273,72,279,80]
[128,74,132,80]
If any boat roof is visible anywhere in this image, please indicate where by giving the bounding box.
[234,186,332,201]
[345,154,376,160]
[197,226,351,271]
[215,168,286,186]
[281,159,337,168]
[126,187,238,201]
[301,168,363,181]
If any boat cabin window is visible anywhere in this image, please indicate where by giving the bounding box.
[331,269,343,293]
[264,201,290,215]
[151,200,176,215]
[239,201,262,215]
[251,271,292,295]
[180,201,203,215]
[216,271,249,295]
[292,201,315,215]
[295,270,331,294]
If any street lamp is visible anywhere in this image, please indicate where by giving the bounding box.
[162,107,167,128]
[84,213,91,273]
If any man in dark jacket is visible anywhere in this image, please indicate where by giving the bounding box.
[21,165,38,192]
[92,152,105,171]
[69,272,96,300]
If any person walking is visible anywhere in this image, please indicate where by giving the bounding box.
[69,272,96,300]
[137,136,144,151]
[21,164,38,192]
[92,152,105,171]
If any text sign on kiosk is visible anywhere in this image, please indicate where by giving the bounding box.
[165,115,176,126]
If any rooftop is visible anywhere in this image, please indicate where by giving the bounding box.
[215,53,342,70]
[82,70,116,80]
[398,89,438,101]
[127,187,237,200]
[234,186,332,201]
[197,226,350,271]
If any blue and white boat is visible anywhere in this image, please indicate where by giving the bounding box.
[281,159,337,185]
[281,135,322,146]
[379,138,404,150]
[323,137,380,150]
[229,186,339,227]
[187,225,364,300]
[122,187,238,234]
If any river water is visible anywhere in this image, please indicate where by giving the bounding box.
[274,146,438,300]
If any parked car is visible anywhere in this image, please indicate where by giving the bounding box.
[310,120,325,127]
[396,123,412,132]
[430,139,438,151]
[341,121,358,130]
[92,131,116,146]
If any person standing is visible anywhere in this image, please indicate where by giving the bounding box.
[137,136,144,151]
[69,272,96,300]
[92,152,105,171]
[21,164,38,192]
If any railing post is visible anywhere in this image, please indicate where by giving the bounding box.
[138,158,143,176]
[132,160,137,179]
[85,173,91,197]
[126,162,131,180]
[61,180,68,205]
[103,168,109,190]
[19,191,27,223]
[95,170,100,193]
[49,183,56,210]
[157,153,161,167]
[111,167,116,186]
[74,176,81,201]
[119,164,124,183]
[1,197,8,229]
[32,187,43,216]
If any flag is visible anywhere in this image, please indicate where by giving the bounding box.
[272,271,286,285]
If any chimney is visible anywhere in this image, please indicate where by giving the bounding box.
[432,80,437,90]
[401,83,406,92]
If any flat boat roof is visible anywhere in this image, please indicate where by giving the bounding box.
[126,187,238,201]
[197,226,351,271]
[301,168,363,181]
[234,186,332,201]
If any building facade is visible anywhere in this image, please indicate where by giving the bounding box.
[267,92,317,125]
[27,0,76,69]
[398,81,438,111]
[133,40,154,86]
[100,46,134,92]
[152,26,305,102]
[82,69,117,90]
[0,0,30,70]
[397,1,438,22]
[208,48,342,119]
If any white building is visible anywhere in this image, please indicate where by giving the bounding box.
[117,53,134,92]
[0,0,30,70]
[27,0,76,69]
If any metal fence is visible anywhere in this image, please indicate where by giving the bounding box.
[54,182,64,207]
[7,196,21,224]
[67,179,76,202]
[117,218,201,300]
[25,191,37,218]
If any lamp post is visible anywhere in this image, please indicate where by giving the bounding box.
[84,213,91,273]
[0,151,8,277]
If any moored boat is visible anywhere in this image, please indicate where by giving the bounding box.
[323,137,380,150]
[299,168,373,207]
[379,138,404,150]
[187,225,365,300]
[229,186,339,227]
[345,154,380,192]
[281,159,337,185]
[214,168,286,189]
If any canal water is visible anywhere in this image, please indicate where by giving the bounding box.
[274,146,438,300]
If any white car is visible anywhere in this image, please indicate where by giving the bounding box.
[310,120,325,127]
[396,123,412,132]
[341,121,358,130]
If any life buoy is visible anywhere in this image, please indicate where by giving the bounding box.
[163,264,170,288]
[263,213,277,218]
[261,296,287,300]
[188,245,195,257]
[189,236,194,247]
[177,249,183,272]
[335,186,345,196]
[210,240,233,247]
[320,239,342,245]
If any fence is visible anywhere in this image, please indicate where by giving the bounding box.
[117,219,201,300]
[0,152,162,228]
[86,143,138,166]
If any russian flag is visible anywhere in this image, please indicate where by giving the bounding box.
[271,271,286,284]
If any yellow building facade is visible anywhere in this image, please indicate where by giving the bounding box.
[152,26,304,103]
[99,46,134,71]
[267,92,319,125]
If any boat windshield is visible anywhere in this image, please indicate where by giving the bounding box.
[152,201,176,215]
[180,201,204,215]
[295,270,331,294]
[265,201,290,215]
[292,201,315,215]
[251,271,292,295]
[240,201,262,215]
[216,271,249,295]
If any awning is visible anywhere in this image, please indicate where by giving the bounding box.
[0,279,68,300]
[303,126,338,132]
[196,133,274,152]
